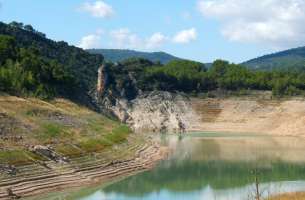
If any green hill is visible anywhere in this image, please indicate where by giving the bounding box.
[0,21,103,103]
[3,20,305,102]
[243,46,305,71]
[87,49,180,64]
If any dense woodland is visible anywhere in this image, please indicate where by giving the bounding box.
[107,58,305,98]
[0,34,77,98]
[244,46,305,71]
[0,21,103,102]
[1,21,305,101]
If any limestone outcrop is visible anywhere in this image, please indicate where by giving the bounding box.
[96,64,107,96]
[97,91,201,133]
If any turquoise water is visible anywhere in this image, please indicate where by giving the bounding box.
[41,134,305,200]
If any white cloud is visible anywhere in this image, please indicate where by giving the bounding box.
[173,28,197,44]
[109,28,142,49]
[78,33,102,49]
[198,0,305,48]
[109,29,167,50]
[80,1,114,18]
[146,33,167,49]
[79,27,197,50]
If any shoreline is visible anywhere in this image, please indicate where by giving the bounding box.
[0,140,168,200]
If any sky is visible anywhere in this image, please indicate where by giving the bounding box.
[1,0,305,63]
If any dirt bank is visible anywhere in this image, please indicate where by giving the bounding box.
[101,91,305,137]
[190,98,305,137]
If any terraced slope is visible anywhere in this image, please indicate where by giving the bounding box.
[0,95,166,199]
[0,138,165,200]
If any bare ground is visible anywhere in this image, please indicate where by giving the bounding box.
[190,98,305,137]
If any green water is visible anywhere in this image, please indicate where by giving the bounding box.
[39,133,305,200]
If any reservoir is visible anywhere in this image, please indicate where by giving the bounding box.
[41,133,305,200]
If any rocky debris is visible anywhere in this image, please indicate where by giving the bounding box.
[0,165,17,176]
[28,145,69,163]
[0,136,23,142]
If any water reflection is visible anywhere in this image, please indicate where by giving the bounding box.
[81,181,305,200]
[78,134,305,200]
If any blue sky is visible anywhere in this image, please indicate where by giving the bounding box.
[1,0,305,63]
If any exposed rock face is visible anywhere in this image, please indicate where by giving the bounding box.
[29,145,69,163]
[94,63,200,133]
[98,91,201,133]
[0,165,17,175]
[96,64,107,96]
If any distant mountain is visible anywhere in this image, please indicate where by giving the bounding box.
[243,46,305,71]
[87,49,180,64]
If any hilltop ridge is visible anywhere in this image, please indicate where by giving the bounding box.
[243,46,305,71]
[87,49,181,64]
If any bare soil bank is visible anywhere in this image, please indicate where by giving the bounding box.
[105,91,305,136]
[190,97,305,137]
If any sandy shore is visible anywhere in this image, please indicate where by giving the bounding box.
[0,140,168,200]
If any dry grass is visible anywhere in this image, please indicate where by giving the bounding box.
[0,95,131,165]
[268,192,305,200]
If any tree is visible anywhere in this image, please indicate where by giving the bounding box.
[209,59,229,79]
[24,24,34,32]
[272,79,287,97]
[9,21,23,29]
[36,31,46,38]
[0,35,17,65]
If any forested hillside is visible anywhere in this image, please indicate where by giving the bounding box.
[243,46,305,71]
[104,58,305,97]
[1,21,305,103]
[0,21,103,103]
[87,49,180,64]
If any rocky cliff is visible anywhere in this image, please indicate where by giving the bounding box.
[97,91,201,133]
[93,62,305,136]
[94,61,201,133]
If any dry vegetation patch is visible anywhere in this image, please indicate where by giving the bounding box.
[0,96,131,165]
[268,192,305,200]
